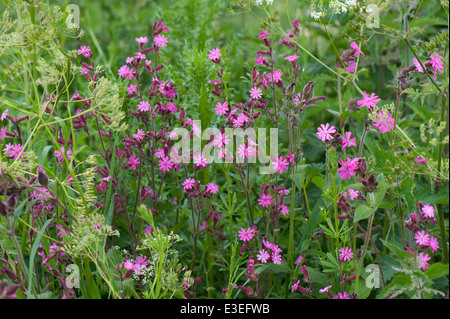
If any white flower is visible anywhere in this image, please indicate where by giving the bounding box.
[310,11,324,19]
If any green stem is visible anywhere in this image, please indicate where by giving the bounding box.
[355,213,374,295]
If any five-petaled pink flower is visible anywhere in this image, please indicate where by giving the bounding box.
[205,182,219,194]
[77,46,91,58]
[421,204,435,219]
[415,230,430,247]
[135,36,148,44]
[339,247,353,262]
[137,101,151,112]
[182,178,196,192]
[238,227,255,242]
[316,123,336,142]
[250,87,262,100]
[341,131,356,151]
[337,157,359,180]
[291,280,300,292]
[257,193,274,207]
[357,91,381,110]
[154,34,168,47]
[208,48,221,61]
[158,156,173,172]
[215,101,228,116]
[429,236,439,253]
[257,249,270,264]
[128,154,140,170]
[373,111,394,133]
[417,252,431,270]
[272,155,289,174]
[118,65,134,80]
[258,30,269,40]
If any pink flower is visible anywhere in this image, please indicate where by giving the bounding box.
[158,156,173,172]
[133,129,145,141]
[350,41,365,57]
[357,91,381,110]
[238,227,255,242]
[193,153,208,168]
[284,55,300,62]
[145,225,153,236]
[137,101,151,112]
[250,87,262,100]
[1,109,8,121]
[347,189,360,200]
[135,36,148,44]
[208,48,221,61]
[127,84,137,94]
[213,132,230,148]
[373,111,394,133]
[155,148,165,159]
[341,131,356,151]
[258,30,269,40]
[135,256,149,267]
[316,123,336,142]
[54,146,72,163]
[124,260,134,270]
[182,178,195,192]
[128,154,140,170]
[77,46,91,58]
[55,224,70,239]
[215,101,228,116]
[429,236,439,253]
[335,291,350,299]
[339,247,353,261]
[267,69,283,83]
[154,34,168,47]
[345,60,357,73]
[272,155,289,173]
[430,53,444,79]
[294,254,303,265]
[421,204,435,219]
[415,230,430,247]
[319,285,332,294]
[237,143,248,159]
[417,253,431,270]
[291,280,300,292]
[412,57,424,73]
[272,252,282,264]
[118,65,134,80]
[257,193,274,208]
[205,182,219,194]
[255,53,266,65]
[280,204,289,216]
[0,126,6,140]
[257,249,270,264]
[337,157,359,180]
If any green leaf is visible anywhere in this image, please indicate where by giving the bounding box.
[381,239,411,260]
[425,263,449,280]
[354,204,376,223]
[290,174,304,193]
[377,274,412,299]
